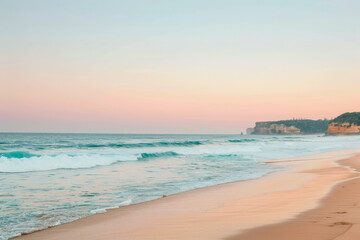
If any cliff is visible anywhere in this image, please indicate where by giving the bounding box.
[327,122,360,135]
[254,123,300,134]
[246,128,255,135]
[252,119,329,135]
[327,112,360,135]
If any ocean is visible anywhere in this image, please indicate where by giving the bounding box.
[1,133,360,239]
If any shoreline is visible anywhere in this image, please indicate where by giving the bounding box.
[16,149,360,240]
[228,153,360,239]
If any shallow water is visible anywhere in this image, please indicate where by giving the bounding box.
[1,133,360,239]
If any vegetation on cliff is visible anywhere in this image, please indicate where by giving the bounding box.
[255,119,329,134]
[331,112,360,126]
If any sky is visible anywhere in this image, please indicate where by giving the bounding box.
[1,0,359,133]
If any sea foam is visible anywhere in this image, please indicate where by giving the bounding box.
[0,153,137,172]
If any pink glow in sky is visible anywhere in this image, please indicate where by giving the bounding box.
[1,1,359,133]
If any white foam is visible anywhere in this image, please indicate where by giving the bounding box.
[1,135,360,173]
[90,199,133,214]
[0,153,138,173]
[90,208,107,214]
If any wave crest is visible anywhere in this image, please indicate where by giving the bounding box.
[228,139,257,143]
[139,151,180,159]
[0,150,182,173]
[0,151,39,159]
[79,141,203,149]
[0,153,137,173]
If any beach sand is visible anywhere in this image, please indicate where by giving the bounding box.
[16,150,360,240]
[228,153,360,240]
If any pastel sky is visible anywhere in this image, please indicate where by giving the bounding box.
[1,0,359,133]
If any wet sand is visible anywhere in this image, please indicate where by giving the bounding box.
[228,153,360,240]
[16,150,360,240]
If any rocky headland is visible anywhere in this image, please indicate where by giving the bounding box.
[247,119,329,135]
[326,112,360,135]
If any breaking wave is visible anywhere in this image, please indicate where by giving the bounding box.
[0,141,205,151]
[0,153,136,173]
[78,141,203,149]
[0,150,183,173]
[138,151,180,159]
[228,139,257,143]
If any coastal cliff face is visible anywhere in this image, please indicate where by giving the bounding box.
[246,128,255,134]
[327,122,360,135]
[327,112,360,135]
[249,119,329,135]
[253,123,301,135]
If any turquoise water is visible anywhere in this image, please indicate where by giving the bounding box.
[1,133,360,239]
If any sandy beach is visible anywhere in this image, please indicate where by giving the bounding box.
[229,153,360,240]
[16,149,360,240]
